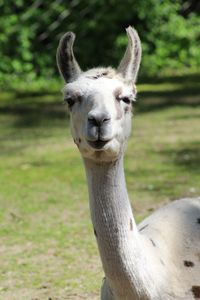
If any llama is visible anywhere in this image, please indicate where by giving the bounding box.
[57,27,200,300]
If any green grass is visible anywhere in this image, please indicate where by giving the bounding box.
[0,76,200,299]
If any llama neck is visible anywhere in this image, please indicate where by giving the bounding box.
[84,155,159,299]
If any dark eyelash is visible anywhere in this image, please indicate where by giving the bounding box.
[116,95,131,104]
[64,95,82,110]
[121,97,131,104]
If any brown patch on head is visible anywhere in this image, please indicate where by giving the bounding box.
[191,286,200,298]
[85,67,116,80]
[184,260,194,267]
[130,219,133,231]
[102,67,116,78]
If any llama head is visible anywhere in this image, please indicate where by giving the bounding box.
[57,27,142,162]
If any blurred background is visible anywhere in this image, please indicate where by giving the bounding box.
[0,0,200,85]
[0,1,200,300]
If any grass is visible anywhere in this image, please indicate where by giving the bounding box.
[0,76,200,299]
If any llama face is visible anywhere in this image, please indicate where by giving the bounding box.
[63,68,136,162]
[57,27,141,162]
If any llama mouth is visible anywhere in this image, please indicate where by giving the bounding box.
[87,139,110,150]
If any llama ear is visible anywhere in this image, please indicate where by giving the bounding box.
[117,26,142,83]
[56,32,82,83]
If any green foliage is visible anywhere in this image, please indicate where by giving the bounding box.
[0,0,199,84]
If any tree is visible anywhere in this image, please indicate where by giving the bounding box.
[0,0,199,83]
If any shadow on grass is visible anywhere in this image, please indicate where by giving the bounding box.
[0,96,69,128]
[161,141,200,174]
[125,141,200,201]
[136,73,200,113]
[0,95,70,155]
[136,96,200,113]
[137,91,200,113]
[139,73,200,85]
[169,112,200,121]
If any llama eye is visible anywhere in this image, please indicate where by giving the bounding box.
[64,94,82,109]
[121,97,131,104]
[64,96,75,108]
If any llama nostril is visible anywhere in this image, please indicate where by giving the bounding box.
[88,113,111,127]
[102,116,111,123]
[88,116,98,127]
